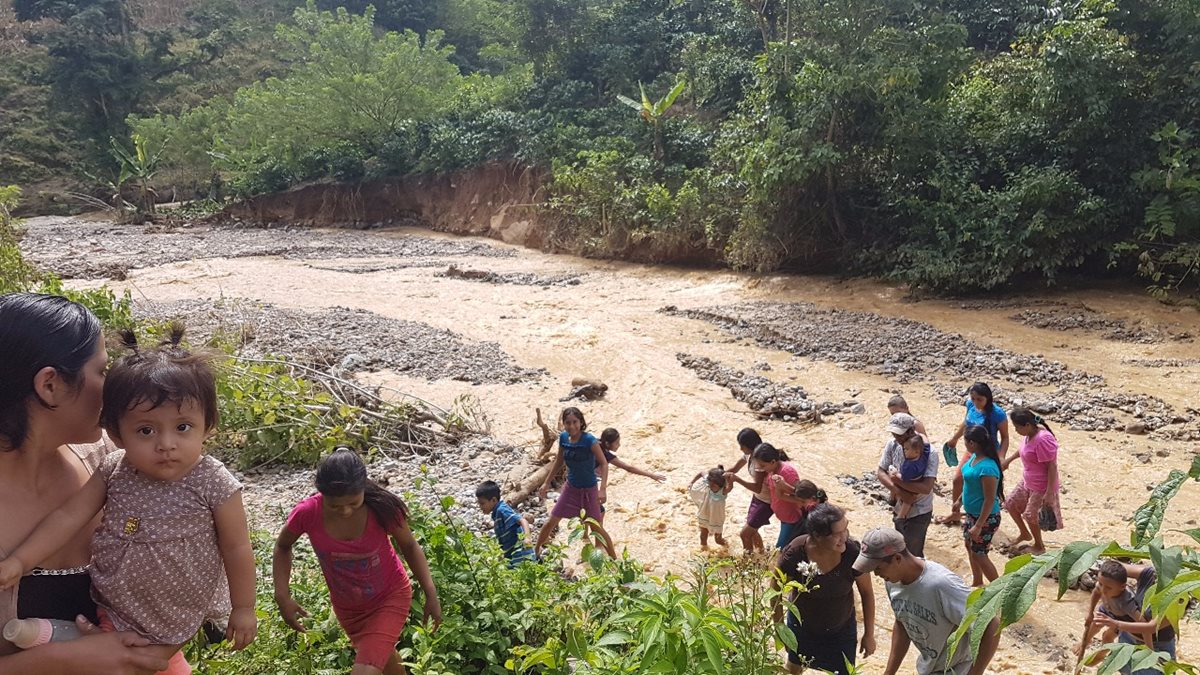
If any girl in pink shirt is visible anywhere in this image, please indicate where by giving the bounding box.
[273,448,442,675]
[1002,408,1063,554]
[752,443,808,548]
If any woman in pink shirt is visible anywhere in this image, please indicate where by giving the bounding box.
[752,444,808,548]
[1002,408,1063,554]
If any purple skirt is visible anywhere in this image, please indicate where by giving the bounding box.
[746,497,774,529]
[551,483,603,520]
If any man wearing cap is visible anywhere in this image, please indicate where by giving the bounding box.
[854,527,1000,675]
[876,412,938,557]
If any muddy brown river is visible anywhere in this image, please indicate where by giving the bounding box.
[55,220,1200,673]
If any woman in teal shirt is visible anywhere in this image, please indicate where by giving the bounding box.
[961,425,1004,587]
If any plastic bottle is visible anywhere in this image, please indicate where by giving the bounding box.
[3,617,82,649]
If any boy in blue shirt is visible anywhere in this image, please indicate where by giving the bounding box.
[476,481,536,565]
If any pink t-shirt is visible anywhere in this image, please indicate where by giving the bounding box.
[767,462,804,523]
[285,493,411,613]
[1018,430,1059,492]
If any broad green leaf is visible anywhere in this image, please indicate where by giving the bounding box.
[1057,541,1108,598]
[1132,469,1188,547]
[1000,554,1055,626]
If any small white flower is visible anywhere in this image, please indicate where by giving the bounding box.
[795,561,820,580]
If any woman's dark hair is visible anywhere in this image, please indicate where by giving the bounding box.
[561,406,587,432]
[968,382,999,440]
[963,424,1005,502]
[793,479,827,503]
[101,324,219,437]
[751,442,789,463]
[705,465,726,485]
[316,447,407,529]
[599,427,619,450]
[1009,407,1055,438]
[805,503,845,538]
[737,427,763,452]
[0,293,103,450]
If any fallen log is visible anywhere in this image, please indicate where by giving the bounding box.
[508,407,562,507]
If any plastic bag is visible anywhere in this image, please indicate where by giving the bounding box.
[1038,505,1059,531]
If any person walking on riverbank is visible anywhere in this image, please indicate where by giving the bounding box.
[534,408,617,558]
[1003,408,1062,554]
[854,527,1000,675]
[274,448,442,675]
[774,504,876,674]
[725,428,773,553]
[875,413,938,557]
[960,426,1003,586]
[938,383,1009,526]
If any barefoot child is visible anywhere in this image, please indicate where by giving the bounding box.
[595,427,665,526]
[0,326,257,671]
[273,448,442,675]
[749,443,805,549]
[726,428,773,553]
[689,466,731,548]
[888,436,931,519]
[535,408,617,558]
[598,428,666,484]
[476,480,536,566]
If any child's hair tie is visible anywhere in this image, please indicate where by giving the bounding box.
[118,328,140,353]
[1034,415,1044,425]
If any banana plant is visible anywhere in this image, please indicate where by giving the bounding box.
[616,79,686,162]
[109,133,167,216]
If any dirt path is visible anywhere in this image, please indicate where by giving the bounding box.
[38,217,1200,673]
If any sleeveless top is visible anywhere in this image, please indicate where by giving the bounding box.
[0,437,113,648]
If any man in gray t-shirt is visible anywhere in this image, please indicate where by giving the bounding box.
[854,528,999,675]
[876,412,939,557]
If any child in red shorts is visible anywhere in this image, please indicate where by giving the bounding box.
[273,448,442,675]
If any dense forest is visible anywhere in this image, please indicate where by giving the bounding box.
[1,0,1198,293]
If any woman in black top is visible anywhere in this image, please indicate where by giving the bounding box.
[774,503,876,674]
[0,293,169,674]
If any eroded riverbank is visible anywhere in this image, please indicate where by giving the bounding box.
[26,216,1200,674]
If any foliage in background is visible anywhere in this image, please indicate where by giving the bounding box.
[5,0,1200,294]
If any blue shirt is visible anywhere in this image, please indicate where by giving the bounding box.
[965,400,1007,449]
[961,454,1001,516]
[491,500,535,564]
[560,431,600,488]
[899,443,931,482]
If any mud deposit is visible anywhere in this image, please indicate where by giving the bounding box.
[667,303,1196,437]
[20,216,512,279]
[676,353,863,421]
[27,215,1200,674]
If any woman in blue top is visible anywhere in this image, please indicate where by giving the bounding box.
[937,382,1010,526]
[535,407,617,558]
[960,425,1003,586]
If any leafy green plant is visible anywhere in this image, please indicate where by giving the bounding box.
[109,132,167,216]
[948,456,1200,672]
[616,79,686,162]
